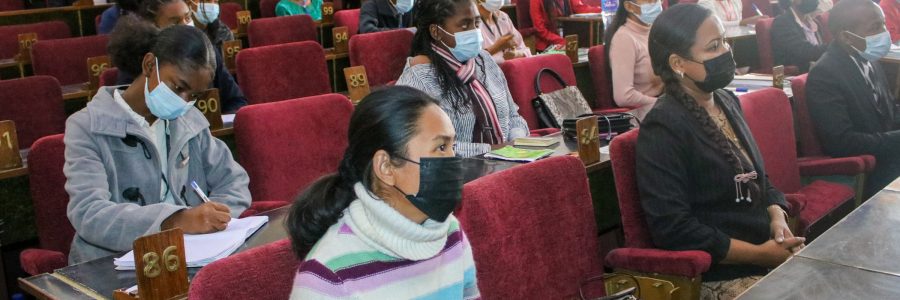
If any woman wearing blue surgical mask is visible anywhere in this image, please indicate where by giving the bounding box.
[187,0,234,48]
[287,86,479,299]
[477,0,532,63]
[359,0,416,33]
[604,0,664,120]
[66,22,251,263]
[397,0,529,157]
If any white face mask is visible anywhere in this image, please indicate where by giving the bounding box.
[193,2,220,25]
[481,0,503,12]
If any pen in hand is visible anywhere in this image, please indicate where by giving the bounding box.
[190,181,212,203]
[752,3,763,17]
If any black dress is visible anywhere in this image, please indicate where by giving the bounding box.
[636,89,788,282]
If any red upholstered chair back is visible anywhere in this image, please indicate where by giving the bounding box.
[260,0,278,18]
[739,88,803,193]
[457,156,603,299]
[500,54,575,129]
[742,0,772,18]
[0,21,70,60]
[219,2,243,30]
[334,9,360,35]
[790,74,827,157]
[235,93,352,202]
[755,17,775,73]
[349,29,414,87]
[98,67,119,87]
[588,45,614,109]
[31,34,109,85]
[609,129,655,248]
[28,134,74,255]
[0,0,24,11]
[516,0,533,28]
[248,14,317,47]
[189,239,302,299]
[236,41,331,104]
[0,76,65,148]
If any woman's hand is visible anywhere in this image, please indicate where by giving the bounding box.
[768,205,805,253]
[488,34,515,54]
[754,237,805,268]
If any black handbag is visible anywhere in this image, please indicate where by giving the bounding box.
[531,68,594,129]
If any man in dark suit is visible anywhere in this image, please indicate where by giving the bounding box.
[807,0,900,195]
[772,0,827,73]
[359,0,415,33]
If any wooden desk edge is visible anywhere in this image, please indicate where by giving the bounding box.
[0,166,28,180]
[18,276,58,300]
[0,3,113,17]
[211,127,233,137]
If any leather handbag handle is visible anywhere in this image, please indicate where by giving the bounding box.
[534,68,569,95]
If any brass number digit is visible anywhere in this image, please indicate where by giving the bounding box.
[350,74,367,88]
[163,246,179,272]
[20,38,35,49]
[226,46,239,58]
[142,251,161,278]
[197,99,208,114]
[2,131,11,150]
[239,15,249,24]
[324,6,333,15]
[91,63,108,76]
[567,41,577,51]
[579,126,597,145]
[207,98,218,113]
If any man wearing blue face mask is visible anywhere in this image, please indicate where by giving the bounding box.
[359,0,416,33]
[66,21,250,263]
[807,0,900,196]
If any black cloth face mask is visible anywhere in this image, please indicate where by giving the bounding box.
[393,156,464,222]
[797,0,819,14]
[685,50,736,93]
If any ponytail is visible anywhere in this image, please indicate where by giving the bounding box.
[287,86,441,257]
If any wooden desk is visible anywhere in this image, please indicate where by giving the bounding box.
[725,26,759,68]
[61,82,90,101]
[880,50,900,97]
[724,25,756,41]
[476,132,612,174]
[737,256,900,299]
[557,15,604,47]
[739,178,900,299]
[324,48,350,92]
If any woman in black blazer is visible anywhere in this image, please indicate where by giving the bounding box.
[638,4,805,298]
[772,0,827,73]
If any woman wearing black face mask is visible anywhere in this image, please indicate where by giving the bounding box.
[286,86,479,299]
[637,5,804,298]
[771,0,828,73]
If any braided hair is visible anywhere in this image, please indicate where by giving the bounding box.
[648,4,742,173]
[411,0,489,112]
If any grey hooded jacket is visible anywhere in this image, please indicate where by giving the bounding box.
[64,86,250,263]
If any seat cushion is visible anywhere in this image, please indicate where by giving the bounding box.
[792,180,855,231]
[605,248,711,278]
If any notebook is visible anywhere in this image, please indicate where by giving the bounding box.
[113,216,268,270]
[484,146,554,163]
[514,137,560,147]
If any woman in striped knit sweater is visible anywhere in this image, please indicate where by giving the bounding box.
[287,86,480,299]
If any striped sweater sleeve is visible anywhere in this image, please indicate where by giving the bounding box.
[289,260,349,300]
[461,232,481,300]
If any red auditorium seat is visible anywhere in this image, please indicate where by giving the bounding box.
[189,239,301,299]
[348,29,414,87]
[0,21,71,61]
[791,73,873,201]
[0,0,23,11]
[0,76,66,148]
[587,45,636,114]
[740,88,857,239]
[219,2,243,30]
[457,156,605,299]
[31,35,109,86]
[606,129,712,300]
[247,14,317,48]
[236,41,331,104]
[259,0,278,18]
[333,8,360,35]
[19,134,72,275]
[98,67,119,87]
[235,93,352,202]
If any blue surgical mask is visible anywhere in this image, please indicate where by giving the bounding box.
[395,0,413,14]
[144,57,196,120]
[632,0,662,25]
[850,30,892,62]
[193,3,220,25]
[438,26,484,62]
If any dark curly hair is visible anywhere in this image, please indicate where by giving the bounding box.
[138,0,183,23]
[108,16,216,79]
[411,0,489,112]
